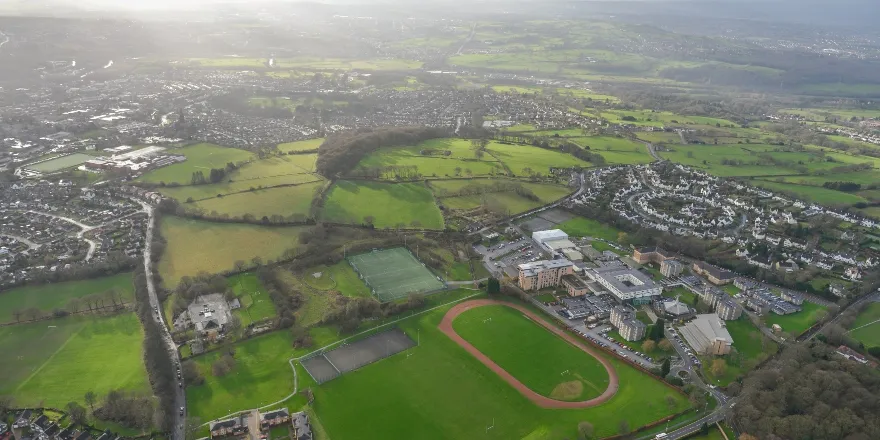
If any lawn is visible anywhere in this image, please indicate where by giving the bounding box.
[192,181,323,218]
[158,216,307,287]
[663,287,696,305]
[136,143,255,185]
[487,142,591,174]
[849,302,880,349]
[0,273,133,323]
[312,299,689,440]
[278,138,324,153]
[321,180,444,229]
[724,318,777,361]
[0,313,150,408]
[764,302,828,336]
[556,217,621,241]
[453,305,610,401]
[228,273,277,326]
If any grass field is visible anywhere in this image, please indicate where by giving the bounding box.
[158,216,307,286]
[435,180,572,214]
[160,174,321,203]
[0,313,149,408]
[309,261,372,298]
[354,139,504,179]
[321,180,444,229]
[312,298,689,440]
[487,142,590,174]
[192,181,323,218]
[0,273,133,323]
[348,248,445,302]
[454,305,609,401]
[848,302,880,349]
[750,180,867,206]
[228,273,277,326]
[556,217,621,241]
[278,138,324,153]
[137,143,255,184]
[764,302,827,336]
[25,153,93,172]
[702,318,777,386]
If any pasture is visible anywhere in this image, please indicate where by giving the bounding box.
[848,302,880,349]
[313,300,689,440]
[25,153,93,173]
[452,305,610,401]
[0,313,150,408]
[354,139,504,178]
[433,180,572,214]
[321,180,444,229]
[569,136,654,165]
[658,144,861,177]
[750,180,867,206]
[137,143,254,184]
[228,273,277,326]
[487,142,590,174]
[0,273,133,323]
[278,138,324,153]
[160,174,321,203]
[192,181,323,218]
[158,216,307,286]
[764,302,828,336]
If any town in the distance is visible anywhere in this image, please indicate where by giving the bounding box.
[1,1,879,440]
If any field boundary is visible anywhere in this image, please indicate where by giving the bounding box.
[438,299,619,408]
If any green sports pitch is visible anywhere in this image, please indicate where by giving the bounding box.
[347,248,446,302]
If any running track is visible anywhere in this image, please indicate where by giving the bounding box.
[438,299,619,409]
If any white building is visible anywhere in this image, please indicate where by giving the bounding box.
[586,266,661,305]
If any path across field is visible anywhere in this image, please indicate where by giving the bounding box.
[438,299,619,409]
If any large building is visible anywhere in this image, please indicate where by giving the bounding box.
[610,306,647,341]
[660,259,684,277]
[679,314,734,355]
[561,274,590,296]
[716,297,743,320]
[533,229,583,260]
[692,261,736,285]
[518,259,575,291]
[633,246,674,265]
[586,266,661,305]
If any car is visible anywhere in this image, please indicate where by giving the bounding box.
[179,407,185,415]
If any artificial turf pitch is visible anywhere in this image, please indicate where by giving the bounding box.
[347,248,445,302]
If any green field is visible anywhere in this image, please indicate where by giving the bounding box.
[160,174,321,203]
[454,305,609,401]
[348,248,445,302]
[354,139,504,179]
[189,57,422,71]
[848,302,880,349]
[750,180,867,206]
[0,313,149,408]
[0,273,133,323]
[25,153,93,172]
[158,216,307,286]
[315,261,372,298]
[313,299,689,440]
[569,136,654,165]
[192,182,323,218]
[229,273,277,326]
[321,180,444,229]
[278,138,324,153]
[764,302,827,336]
[137,143,255,184]
[702,318,777,386]
[556,217,621,241]
[487,142,591,174]
[434,180,572,214]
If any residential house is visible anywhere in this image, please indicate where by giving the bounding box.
[291,412,312,440]
[210,414,249,439]
[260,408,290,429]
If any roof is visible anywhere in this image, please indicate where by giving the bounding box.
[590,266,659,294]
[518,259,573,277]
[532,229,568,243]
[680,314,733,353]
[694,261,735,280]
[544,238,577,251]
[561,274,588,289]
[663,299,691,315]
[261,408,290,421]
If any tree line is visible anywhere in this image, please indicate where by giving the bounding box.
[189,162,239,185]
[8,288,128,324]
[315,126,451,177]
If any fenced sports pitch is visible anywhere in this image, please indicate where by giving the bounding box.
[301,328,416,384]
[347,247,446,302]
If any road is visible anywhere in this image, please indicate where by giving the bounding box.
[0,31,8,50]
[456,23,476,55]
[0,233,40,250]
[641,139,661,161]
[140,202,185,440]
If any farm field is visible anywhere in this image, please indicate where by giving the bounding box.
[278,138,324,153]
[234,154,319,177]
[0,313,150,408]
[436,181,572,214]
[228,273,277,326]
[192,182,323,218]
[354,140,504,179]
[158,216,307,286]
[321,180,444,229]
[765,302,828,336]
[556,217,622,241]
[453,305,610,401]
[750,180,867,206]
[313,299,689,440]
[0,273,133,323]
[137,143,255,184]
[159,174,321,203]
[658,144,859,177]
[765,170,880,187]
[569,137,654,165]
[25,153,93,172]
[487,142,590,174]
[848,302,880,349]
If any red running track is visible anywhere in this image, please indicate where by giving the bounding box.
[437,299,619,409]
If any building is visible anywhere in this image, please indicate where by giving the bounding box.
[746,297,771,315]
[532,229,569,244]
[181,293,232,340]
[586,265,661,305]
[660,298,693,319]
[210,414,249,439]
[660,259,684,277]
[716,297,743,320]
[836,345,874,366]
[692,261,735,285]
[679,314,734,355]
[561,274,590,297]
[517,259,574,291]
[633,246,674,265]
[610,306,647,341]
[291,411,313,440]
[780,290,804,305]
[260,408,290,429]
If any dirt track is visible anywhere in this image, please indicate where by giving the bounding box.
[438,299,619,409]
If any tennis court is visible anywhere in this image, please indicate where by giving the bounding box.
[348,247,446,302]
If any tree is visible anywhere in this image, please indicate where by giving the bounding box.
[84,391,97,412]
[659,338,674,352]
[700,422,709,436]
[66,401,88,426]
[251,256,263,268]
[184,416,203,440]
[661,358,671,377]
[233,260,246,273]
[739,434,759,440]
[642,340,657,352]
[577,421,594,440]
[487,278,501,295]
[711,358,727,378]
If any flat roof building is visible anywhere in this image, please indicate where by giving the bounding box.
[518,259,575,291]
[610,306,647,341]
[716,297,743,321]
[679,314,734,355]
[561,274,590,297]
[586,266,661,305]
[532,229,569,244]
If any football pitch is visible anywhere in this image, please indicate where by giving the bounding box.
[347,248,445,302]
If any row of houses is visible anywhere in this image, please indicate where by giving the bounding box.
[209,408,311,440]
[9,410,116,440]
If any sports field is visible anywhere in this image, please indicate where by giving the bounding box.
[849,302,880,348]
[313,299,689,440]
[0,313,150,408]
[25,153,93,173]
[137,143,255,184]
[348,248,446,302]
[321,180,444,229]
[0,273,133,323]
[158,216,307,286]
[452,304,611,401]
